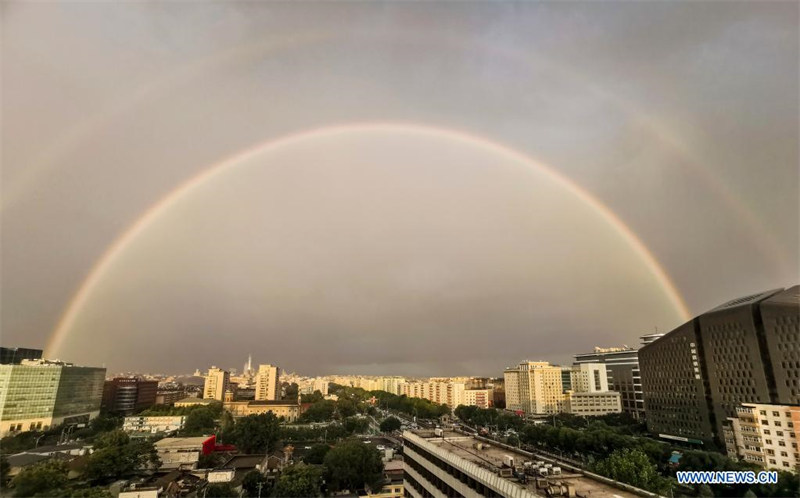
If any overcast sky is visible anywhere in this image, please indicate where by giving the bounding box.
[2,2,797,376]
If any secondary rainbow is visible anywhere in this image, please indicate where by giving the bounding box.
[46,122,692,356]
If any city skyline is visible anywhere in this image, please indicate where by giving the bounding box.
[3,2,797,376]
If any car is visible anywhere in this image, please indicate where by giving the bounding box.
[376,445,385,451]
[304,446,312,450]
[363,440,372,444]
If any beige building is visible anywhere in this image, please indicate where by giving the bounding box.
[123,415,187,434]
[255,364,280,401]
[565,391,622,416]
[724,403,800,473]
[224,400,301,422]
[203,367,230,401]
[462,388,493,409]
[504,361,564,415]
[569,363,609,393]
[399,380,467,408]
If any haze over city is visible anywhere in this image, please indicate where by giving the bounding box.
[2,2,798,376]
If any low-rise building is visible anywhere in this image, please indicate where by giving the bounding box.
[223,400,301,421]
[154,436,216,470]
[564,391,622,416]
[723,403,800,473]
[155,390,185,406]
[174,397,218,408]
[123,415,187,435]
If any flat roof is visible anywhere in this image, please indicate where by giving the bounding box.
[411,430,639,498]
[154,436,213,448]
[175,397,217,404]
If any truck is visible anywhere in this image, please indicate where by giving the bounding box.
[502,454,515,468]
[434,428,443,437]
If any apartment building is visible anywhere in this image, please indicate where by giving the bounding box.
[723,403,800,473]
[463,388,493,409]
[504,361,563,415]
[203,366,230,401]
[254,364,280,401]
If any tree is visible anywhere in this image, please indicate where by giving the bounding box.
[10,459,68,497]
[336,399,358,418]
[273,463,322,497]
[204,482,237,497]
[299,401,336,422]
[84,430,160,483]
[242,470,271,497]
[379,417,401,433]
[304,444,330,464]
[594,448,671,495]
[1,455,10,487]
[324,440,383,492]
[300,391,324,404]
[182,407,216,436]
[232,413,281,454]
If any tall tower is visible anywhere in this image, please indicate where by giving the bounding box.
[203,366,230,401]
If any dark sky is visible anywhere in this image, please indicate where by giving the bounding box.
[2,2,797,376]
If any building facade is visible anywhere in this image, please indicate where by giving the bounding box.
[640,286,800,446]
[0,347,43,365]
[723,403,800,473]
[203,367,230,401]
[462,389,493,409]
[574,333,663,420]
[123,415,187,435]
[254,364,280,401]
[565,391,622,417]
[223,400,301,422]
[102,377,158,414]
[503,361,563,415]
[0,359,106,436]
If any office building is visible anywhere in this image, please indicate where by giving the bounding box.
[723,403,799,473]
[640,286,800,446]
[574,334,663,420]
[402,429,640,498]
[102,377,158,415]
[565,391,622,416]
[254,364,280,401]
[0,359,106,436]
[203,366,230,401]
[504,361,563,415]
[0,347,43,365]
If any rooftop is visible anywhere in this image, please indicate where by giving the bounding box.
[154,436,214,449]
[408,430,640,498]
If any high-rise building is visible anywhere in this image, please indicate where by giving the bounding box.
[102,377,159,415]
[0,347,43,365]
[574,333,663,420]
[563,363,621,416]
[254,364,280,401]
[203,366,230,401]
[723,403,800,473]
[504,361,563,415]
[0,359,106,436]
[640,286,800,446]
